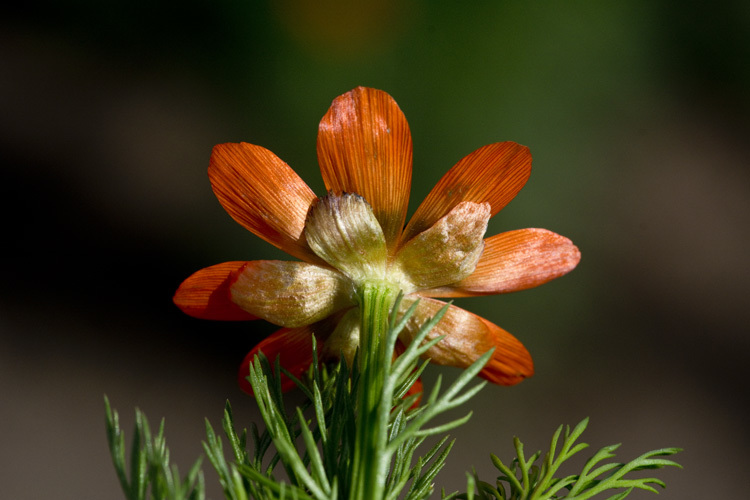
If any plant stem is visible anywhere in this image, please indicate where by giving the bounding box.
[349,280,400,500]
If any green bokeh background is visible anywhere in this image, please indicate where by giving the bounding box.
[2,1,748,498]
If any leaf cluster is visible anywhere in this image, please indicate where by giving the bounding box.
[454,418,682,500]
[104,396,205,500]
[105,298,489,499]
[104,297,681,500]
[202,297,489,500]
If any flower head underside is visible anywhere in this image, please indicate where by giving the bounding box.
[173,87,581,393]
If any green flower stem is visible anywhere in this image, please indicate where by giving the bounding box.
[350,280,400,500]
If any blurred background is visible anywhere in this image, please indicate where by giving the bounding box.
[2,1,748,498]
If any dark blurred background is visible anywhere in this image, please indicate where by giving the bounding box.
[2,1,748,498]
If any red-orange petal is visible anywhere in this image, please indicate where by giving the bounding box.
[398,297,533,386]
[238,312,345,394]
[423,228,581,298]
[208,142,322,263]
[476,315,535,386]
[173,262,257,321]
[238,326,315,394]
[404,377,423,408]
[317,87,413,252]
[400,142,532,247]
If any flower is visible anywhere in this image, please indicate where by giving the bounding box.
[174,87,580,393]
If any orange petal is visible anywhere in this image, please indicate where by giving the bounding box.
[173,262,257,321]
[208,142,321,263]
[400,142,532,246]
[398,297,533,386]
[237,326,315,394]
[476,315,535,386]
[238,313,343,394]
[317,87,413,252]
[404,377,423,408]
[423,228,581,297]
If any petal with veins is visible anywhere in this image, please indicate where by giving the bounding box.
[401,142,531,246]
[424,228,581,297]
[317,87,412,251]
[238,313,344,394]
[173,261,257,320]
[398,296,533,386]
[209,142,321,263]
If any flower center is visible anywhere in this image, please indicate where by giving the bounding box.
[304,192,391,286]
[304,193,490,294]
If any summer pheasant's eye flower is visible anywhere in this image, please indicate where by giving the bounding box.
[174,87,580,393]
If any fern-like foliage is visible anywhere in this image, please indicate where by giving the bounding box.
[104,396,205,500]
[452,418,681,500]
[104,296,681,500]
[197,296,489,500]
[202,297,488,500]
